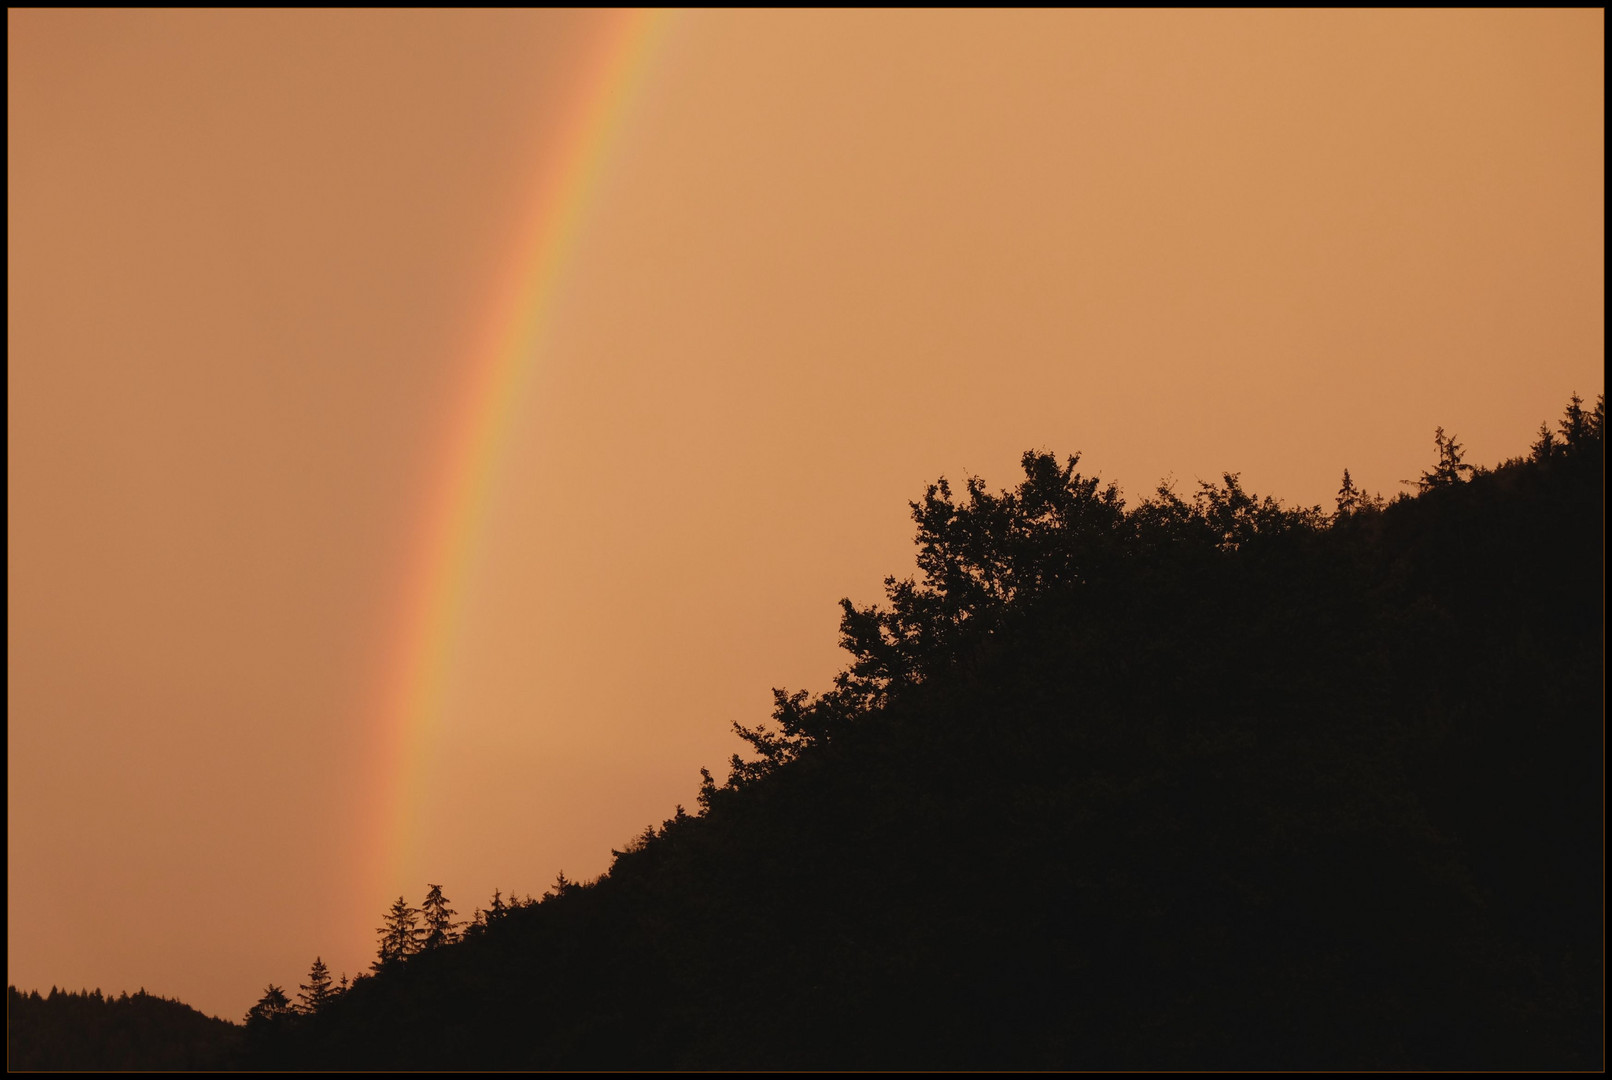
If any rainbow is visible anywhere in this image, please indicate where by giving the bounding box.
[359,9,672,904]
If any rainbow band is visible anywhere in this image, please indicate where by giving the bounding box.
[363,9,671,903]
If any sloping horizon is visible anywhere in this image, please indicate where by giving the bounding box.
[7,8,1603,1020]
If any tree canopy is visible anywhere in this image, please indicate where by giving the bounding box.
[15,393,1601,1071]
[242,393,1601,1069]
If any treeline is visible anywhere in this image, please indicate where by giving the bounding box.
[241,883,545,1030]
[5,986,240,1071]
[16,394,1604,1069]
[254,393,1602,1069]
[238,392,1601,1070]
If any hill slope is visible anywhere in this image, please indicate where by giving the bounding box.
[6,986,241,1071]
[262,399,1608,1067]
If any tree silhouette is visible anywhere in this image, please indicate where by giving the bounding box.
[373,896,424,971]
[213,395,1601,1071]
[420,884,462,951]
[1415,426,1475,490]
[465,887,520,939]
[736,450,1131,777]
[545,872,575,901]
[1528,393,1604,463]
[1335,468,1384,516]
[295,957,335,1015]
[1557,392,1589,447]
[7,985,240,1070]
[244,984,292,1026]
[1335,468,1362,517]
[1530,422,1559,461]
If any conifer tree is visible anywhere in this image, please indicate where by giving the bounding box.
[1531,422,1559,461]
[1557,392,1588,447]
[245,984,292,1026]
[466,888,509,937]
[1416,427,1475,490]
[296,957,335,1014]
[1335,469,1361,518]
[373,896,424,971]
[420,884,462,950]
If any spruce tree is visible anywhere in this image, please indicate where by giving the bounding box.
[1416,427,1475,490]
[245,984,292,1026]
[373,896,424,971]
[1531,422,1559,461]
[296,957,335,1014]
[1557,392,1588,447]
[420,884,462,950]
[1335,469,1361,518]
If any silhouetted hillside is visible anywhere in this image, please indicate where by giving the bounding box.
[242,395,1599,1070]
[24,397,1604,1070]
[6,986,241,1071]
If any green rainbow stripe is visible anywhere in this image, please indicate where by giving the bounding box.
[363,9,672,902]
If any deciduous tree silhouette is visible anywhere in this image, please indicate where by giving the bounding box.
[737,450,1131,777]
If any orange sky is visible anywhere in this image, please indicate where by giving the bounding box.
[8,10,1603,1021]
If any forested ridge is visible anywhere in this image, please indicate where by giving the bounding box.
[5,987,240,1071]
[11,396,1604,1070]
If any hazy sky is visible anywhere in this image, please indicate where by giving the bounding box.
[8,9,1603,1021]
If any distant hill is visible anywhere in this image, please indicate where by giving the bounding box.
[6,986,241,1071]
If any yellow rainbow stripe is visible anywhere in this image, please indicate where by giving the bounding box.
[362,9,671,902]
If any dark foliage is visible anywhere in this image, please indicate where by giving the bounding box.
[243,394,1599,1070]
[295,958,336,1016]
[19,395,1604,1070]
[420,884,463,952]
[6,986,241,1071]
[372,895,425,972]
